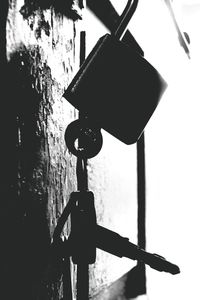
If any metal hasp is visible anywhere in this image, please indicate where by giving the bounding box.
[63,0,167,145]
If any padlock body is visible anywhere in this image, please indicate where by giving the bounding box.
[64,34,167,144]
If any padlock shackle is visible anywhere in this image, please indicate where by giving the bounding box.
[114,0,139,40]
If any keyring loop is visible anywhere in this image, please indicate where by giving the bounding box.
[65,119,103,159]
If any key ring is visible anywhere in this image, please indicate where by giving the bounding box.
[65,119,103,159]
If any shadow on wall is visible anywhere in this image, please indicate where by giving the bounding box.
[0,44,66,299]
[0,1,79,299]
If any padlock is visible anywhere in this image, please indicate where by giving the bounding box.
[63,0,167,145]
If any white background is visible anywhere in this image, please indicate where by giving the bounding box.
[124,0,200,299]
[84,0,200,298]
[97,0,200,299]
